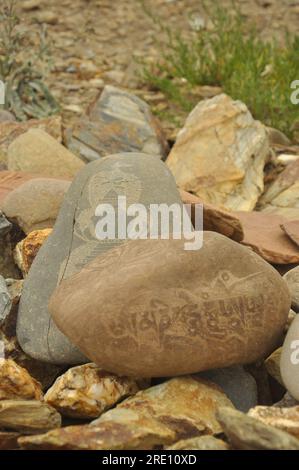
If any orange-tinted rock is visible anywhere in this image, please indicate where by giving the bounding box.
[14,229,52,275]
[180,190,243,241]
[0,359,42,400]
[235,211,299,264]
[281,220,299,247]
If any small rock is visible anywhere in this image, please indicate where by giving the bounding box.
[18,419,173,450]
[0,431,20,450]
[166,94,269,211]
[284,266,299,312]
[44,363,147,419]
[248,405,299,439]
[180,190,243,241]
[0,400,61,434]
[21,0,40,11]
[0,111,16,123]
[260,158,299,219]
[0,171,43,208]
[0,276,11,326]
[199,366,258,412]
[280,315,299,400]
[235,211,299,264]
[285,309,297,332]
[14,229,52,275]
[35,11,58,25]
[166,435,229,450]
[0,115,62,162]
[281,220,299,248]
[265,347,283,385]
[2,177,70,234]
[7,129,83,179]
[277,154,299,166]
[0,211,12,236]
[274,392,298,408]
[217,406,299,450]
[65,85,169,161]
[0,359,42,400]
[267,127,291,147]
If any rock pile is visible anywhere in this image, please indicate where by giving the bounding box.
[0,86,298,450]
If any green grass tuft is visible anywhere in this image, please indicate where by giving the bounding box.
[140,1,299,138]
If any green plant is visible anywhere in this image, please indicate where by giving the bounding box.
[141,1,299,138]
[0,0,59,120]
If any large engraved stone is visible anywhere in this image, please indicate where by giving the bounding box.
[49,233,290,377]
[166,94,269,211]
[17,153,183,364]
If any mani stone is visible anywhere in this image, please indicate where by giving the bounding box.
[2,178,71,233]
[65,85,169,162]
[284,266,299,312]
[17,153,183,364]
[7,129,84,179]
[166,94,269,211]
[49,232,290,377]
[280,315,299,401]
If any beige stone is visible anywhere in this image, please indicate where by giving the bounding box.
[260,159,299,218]
[7,129,84,179]
[0,400,61,434]
[166,435,229,450]
[14,229,52,275]
[18,419,174,450]
[0,359,42,401]
[45,363,147,419]
[284,266,299,312]
[217,407,299,450]
[265,348,283,385]
[0,116,62,161]
[248,405,299,439]
[2,178,70,233]
[167,94,269,211]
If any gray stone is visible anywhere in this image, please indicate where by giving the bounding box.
[0,276,11,326]
[0,211,12,237]
[199,366,258,412]
[284,266,299,312]
[65,85,169,162]
[17,153,182,364]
